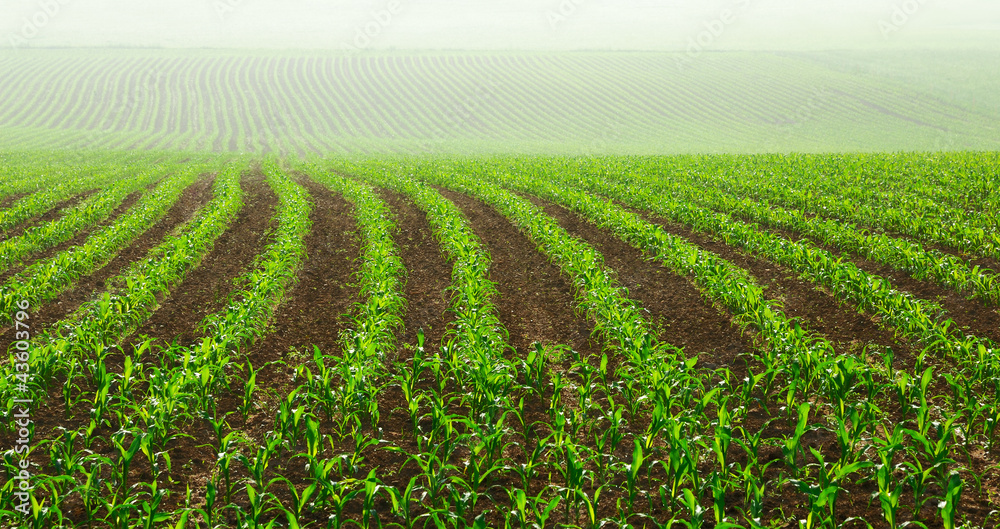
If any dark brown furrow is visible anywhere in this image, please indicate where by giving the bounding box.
[126,171,276,348]
[525,195,754,371]
[381,190,454,358]
[11,176,216,348]
[1,191,142,283]
[750,221,1000,345]
[1,190,98,242]
[438,187,602,362]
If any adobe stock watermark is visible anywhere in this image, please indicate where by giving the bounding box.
[7,0,73,49]
[675,0,754,72]
[879,0,932,39]
[547,0,597,30]
[342,0,404,52]
[212,0,247,22]
[10,300,34,522]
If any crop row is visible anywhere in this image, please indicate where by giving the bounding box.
[0,166,169,275]
[0,160,238,411]
[0,150,139,197]
[0,165,132,234]
[302,163,407,424]
[382,156,994,528]
[647,156,1000,262]
[607,160,1000,305]
[343,160,516,423]
[531,160,1000,387]
[0,164,212,328]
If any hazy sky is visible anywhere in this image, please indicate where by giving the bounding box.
[3,0,999,50]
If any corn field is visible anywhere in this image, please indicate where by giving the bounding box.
[1,151,999,529]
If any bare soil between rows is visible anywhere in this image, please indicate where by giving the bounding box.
[495,192,999,527]
[438,187,603,362]
[10,179,1000,528]
[0,176,215,357]
[126,170,277,349]
[155,174,365,516]
[630,209,1000,527]
[526,195,755,372]
[0,190,142,284]
[0,175,218,520]
[381,190,454,357]
[0,192,26,211]
[867,222,1000,276]
[753,220,1000,345]
[0,190,98,242]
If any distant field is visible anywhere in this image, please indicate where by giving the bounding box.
[0,49,997,154]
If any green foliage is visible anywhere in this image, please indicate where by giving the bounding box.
[2,151,997,529]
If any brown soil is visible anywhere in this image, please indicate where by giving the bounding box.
[529,196,1000,527]
[11,179,999,529]
[246,175,361,364]
[155,174,365,517]
[360,190,455,484]
[525,195,755,371]
[0,190,98,242]
[214,185,461,528]
[638,212,920,367]
[0,191,142,284]
[234,174,362,412]
[351,184,615,528]
[0,192,26,210]
[0,176,216,465]
[437,187,603,361]
[381,190,454,357]
[853,218,1000,275]
[724,196,1000,337]
[897,234,1000,278]
[756,222,1000,345]
[971,255,1000,275]
[0,176,215,357]
[125,170,277,348]
[627,212,1000,528]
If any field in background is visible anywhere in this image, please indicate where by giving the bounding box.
[0,50,998,155]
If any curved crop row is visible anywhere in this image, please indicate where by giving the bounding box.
[0,161,242,406]
[0,166,133,233]
[342,160,515,420]
[628,164,1000,305]
[194,159,311,360]
[295,163,407,435]
[0,166,166,274]
[435,157,988,528]
[551,164,1000,390]
[661,156,1000,261]
[0,164,209,325]
[306,165,405,362]
[385,159,891,528]
[421,167,671,363]
[476,162,835,373]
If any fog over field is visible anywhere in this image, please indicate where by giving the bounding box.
[1,1,997,154]
[2,0,1000,50]
[4,3,1000,529]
